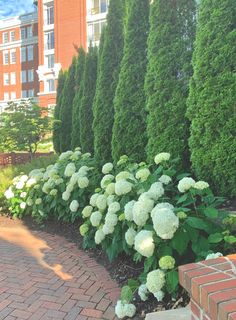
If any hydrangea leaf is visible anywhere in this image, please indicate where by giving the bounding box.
[208,233,223,244]
[121,285,133,303]
[166,270,179,294]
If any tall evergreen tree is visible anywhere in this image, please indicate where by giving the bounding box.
[59,56,77,152]
[92,0,125,162]
[187,0,236,196]
[71,48,86,150]
[79,46,98,153]
[53,70,67,153]
[112,0,149,162]
[145,0,196,167]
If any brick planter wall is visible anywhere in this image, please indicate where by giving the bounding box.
[179,254,236,320]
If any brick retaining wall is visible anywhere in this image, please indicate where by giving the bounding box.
[0,152,54,166]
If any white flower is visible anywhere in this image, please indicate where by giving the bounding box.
[20,192,27,198]
[194,181,209,190]
[146,269,165,294]
[115,301,136,319]
[125,228,137,246]
[154,152,170,165]
[124,303,136,318]
[151,206,179,239]
[108,202,120,214]
[64,163,76,177]
[101,174,114,189]
[136,168,151,182]
[134,230,155,257]
[133,194,154,227]
[90,193,99,207]
[26,198,33,206]
[107,195,115,206]
[106,183,115,195]
[59,151,73,161]
[78,176,89,189]
[96,195,107,211]
[4,188,14,199]
[90,211,102,227]
[102,162,113,174]
[50,189,58,196]
[26,178,37,187]
[20,175,28,183]
[105,212,118,227]
[116,171,132,181]
[124,200,136,221]
[115,180,132,196]
[55,178,64,185]
[15,181,25,190]
[70,172,80,185]
[138,284,148,301]
[95,229,105,244]
[66,183,74,193]
[154,290,165,301]
[20,202,26,209]
[82,206,93,218]
[159,175,172,185]
[35,198,42,205]
[159,256,175,270]
[151,202,174,213]
[62,191,71,201]
[102,223,114,235]
[69,200,79,212]
[178,177,196,193]
[78,166,89,177]
[147,182,164,201]
[206,252,223,260]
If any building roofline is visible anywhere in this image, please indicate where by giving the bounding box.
[0,11,38,30]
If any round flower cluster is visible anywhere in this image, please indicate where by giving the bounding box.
[138,284,148,301]
[79,224,89,236]
[178,177,196,193]
[70,200,79,212]
[135,168,150,182]
[64,163,76,177]
[95,229,105,244]
[194,180,209,190]
[124,200,135,221]
[101,174,114,189]
[133,193,154,226]
[115,180,132,196]
[134,230,155,257]
[115,301,136,319]
[205,252,223,260]
[82,206,93,218]
[102,162,113,174]
[125,228,137,247]
[159,256,175,270]
[159,174,172,185]
[90,211,102,227]
[154,152,170,165]
[146,269,165,294]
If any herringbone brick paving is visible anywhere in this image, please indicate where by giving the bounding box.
[0,218,120,319]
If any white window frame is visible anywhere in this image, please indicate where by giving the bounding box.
[10,72,16,85]
[10,31,15,42]
[20,47,26,62]
[21,90,27,98]
[21,28,26,40]
[3,32,8,43]
[45,5,54,25]
[21,70,27,83]
[27,26,33,38]
[28,89,34,97]
[27,45,34,61]
[46,79,55,92]
[28,69,34,82]
[10,49,16,64]
[46,54,54,68]
[3,51,9,65]
[4,92,9,101]
[44,31,54,50]
[11,92,16,100]
[4,73,9,86]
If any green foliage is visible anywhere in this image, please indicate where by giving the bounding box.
[71,48,86,150]
[145,0,196,168]
[79,46,98,153]
[112,0,149,162]
[92,0,125,162]
[53,70,67,153]
[59,57,77,152]
[186,0,236,196]
[0,100,51,155]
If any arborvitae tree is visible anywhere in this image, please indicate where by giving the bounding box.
[59,57,77,152]
[79,46,98,153]
[145,0,196,167]
[92,0,125,162]
[53,70,67,153]
[71,48,86,150]
[112,0,149,162]
[187,0,236,196]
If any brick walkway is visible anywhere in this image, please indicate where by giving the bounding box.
[0,218,120,320]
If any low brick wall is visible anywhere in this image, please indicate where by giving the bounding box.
[179,254,236,320]
[0,152,54,166]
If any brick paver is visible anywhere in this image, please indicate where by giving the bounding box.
[0,218,120,319]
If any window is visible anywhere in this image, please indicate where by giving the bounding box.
[46,6,54,25]
[10,72,16,85]
[28,89,34,97]
[27,45,34,61]
[20,47,26,62]
[10,50,16,64]
[21,70,27,83]
[46,54,54,68]
[4,93,9,101]
[21,28,26,39]
[11,92,16,100]
[21,90,27,98]
[100,0,108,13]
[10,31,15,42]
[27,26,33,38]
[87,21,105,43]
[3,32,8,43]
[3,51,9,65]
[45,31,54,50]
[28,70,34,82]
[46,79,55,92]
[4,73,9,86]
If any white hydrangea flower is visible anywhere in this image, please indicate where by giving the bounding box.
[115,301,136,319]
[102,223,114,235]
[151,202,174,216]
[124,200,136,221]
[70,172,80,185]
[146,269,165,294]
[59,151,73,161]
[78,166,89,177]
[134,230,155,257]
[35,198,42,205]
[154,152,170,165]
[106,183,115,195]
[101,174,114,189]
[102,162,113,174]
[178,177,196,193]
[20,175,28,183]
[135,168,151,182]
[20,202,26,209]
[159,256,175,270]
[62,191,71,201]
[49,189,58,196]
[64,163,76,177]
[90,193,99,207]
[90,211,102,227]
[66,183,74,193]
[206,252,223,260]
[125,228,137,247]
[154,290,165,301]
[151,206,179,239]
[82,206,93,218]
[159,175,172,185]
[26,178,37,188]
[124,303,136,318]
[95,229,105,244]
[147,182,164,201]
[107,195,116,206]
[115,180,132,196]
[20,192,27,198]
[4,188,14,199]
[26,198,33,206]
[194,181,209,190]
[69,200,79,212]
[78,176,89,189]
[138,284,148,301]
[133,194,154,226]
[15,181,25,190]
[96,195,107,211]
[55,178,64,185]
[116,171,132,181]
[108,202,120,214]
[105,212,118,227]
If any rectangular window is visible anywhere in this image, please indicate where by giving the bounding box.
[45,31,54,50]
[21,90,27,98]
[27,45,34,61]
[21,70,27,83]
[27,26,33,38]
[100,0,108,13]
[3,32,8,43]
[21,28,26,39]
[10,50,16,64]
[10,31,15,42]
[28,70,34,82]
[28,89,34,97]
[4,92,9,101]
[46,6,54,25]
[3,51,9,65]
[11,92,16,100]
[46,54,54,68]
[20,47,26,62]
[10,72,16,85]
[4,73,9,86]
[46,79,55,92]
